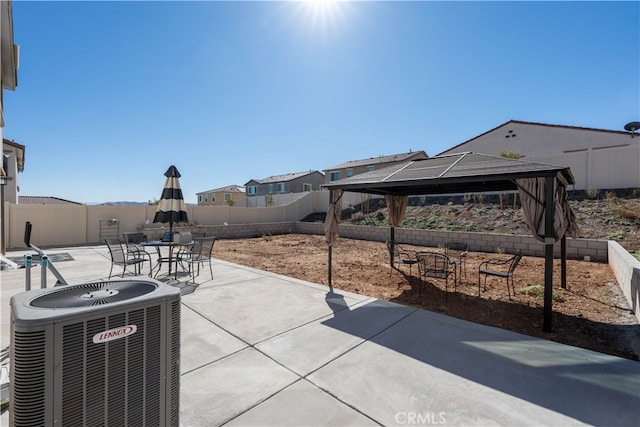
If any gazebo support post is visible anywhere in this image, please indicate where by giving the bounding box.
[543,177,555,332]
[328,189,333,288]
[561,236,567,289]
[389,226,395,266]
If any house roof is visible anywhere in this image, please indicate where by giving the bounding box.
[198,185,245,195]
[436,120,633,156]
[19,196,83,205]
[322,152,575,196]
[245,170,323,185]
[325,151,428,171]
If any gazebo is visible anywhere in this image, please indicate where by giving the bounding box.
[322,152,578,332]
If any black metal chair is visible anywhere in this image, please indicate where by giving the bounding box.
[182,237,216,282]
[123,232,149,254]
[386,241,420,288]
[416,251,457,300]
[478,250,523,299]
[444,240,469,278]
[105,238,151,279]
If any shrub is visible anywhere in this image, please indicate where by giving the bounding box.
[519,285,565,302]
[586,188,599,199]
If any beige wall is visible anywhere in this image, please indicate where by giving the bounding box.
[534,144,639,191]
[3,191,370,249]
[3,191,337,249]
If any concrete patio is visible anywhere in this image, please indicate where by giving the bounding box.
[1,244,639,426]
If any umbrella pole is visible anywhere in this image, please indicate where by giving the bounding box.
[168,222,174,276]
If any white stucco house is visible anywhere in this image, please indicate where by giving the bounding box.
[438,120,640,191]
[1,0,19,257]
[2,0,20,198]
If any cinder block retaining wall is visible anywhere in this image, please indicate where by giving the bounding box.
[179,221,609,261]
[296,222,609,261]
[608,241,640,323]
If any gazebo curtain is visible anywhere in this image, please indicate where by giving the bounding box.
[324,190,344,246]
[385,195,409,227]
[516,177,579,243]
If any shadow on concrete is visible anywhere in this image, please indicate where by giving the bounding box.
[321,299,640,426]
[389,271,640,361]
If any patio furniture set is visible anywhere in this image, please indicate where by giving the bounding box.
[105,231,215,284]
[387,241,522,300]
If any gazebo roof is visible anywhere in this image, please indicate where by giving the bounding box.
[322,152,575,195]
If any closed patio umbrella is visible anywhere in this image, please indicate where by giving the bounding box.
[154,165,188,237]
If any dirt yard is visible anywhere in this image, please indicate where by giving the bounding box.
[215,234,640,361]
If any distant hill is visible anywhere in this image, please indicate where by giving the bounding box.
[96,201,149,206]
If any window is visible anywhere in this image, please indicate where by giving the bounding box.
[330,171,340,181]
[302,183,312,192]
[346,168,353,177]
[198,195,203,202]
[277,183,285,193]
[211,194,215,202]
[224,193,232,201]
[268,183,274,194]
[367,166,375,172]
[248,185,257,195]
[204,196,208,203]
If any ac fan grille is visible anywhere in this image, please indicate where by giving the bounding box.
[170,300,181,427]
[12,331,47,427]
[58,306,163,425]
[30,280,157,308]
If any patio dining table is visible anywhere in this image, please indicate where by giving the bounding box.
[142,240,194,281]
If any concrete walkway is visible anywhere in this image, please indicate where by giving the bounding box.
[1,245,639,426]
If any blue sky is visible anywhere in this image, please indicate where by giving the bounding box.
[4,1,639,204]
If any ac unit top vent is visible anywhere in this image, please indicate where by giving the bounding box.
[30,280,158,308]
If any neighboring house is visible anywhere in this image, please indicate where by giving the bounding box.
[437,120,640,191]
[323,150,428,184]
[2,138,24,203]
[245,171,325,197]
[19,196,83,205]
[196,185,246,206]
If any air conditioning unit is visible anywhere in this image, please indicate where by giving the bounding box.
[10,279,181,427]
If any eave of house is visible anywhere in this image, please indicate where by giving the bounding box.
[3,138,24,172]
[1,0,18,91]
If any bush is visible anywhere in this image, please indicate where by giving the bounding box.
[519,285,565,302]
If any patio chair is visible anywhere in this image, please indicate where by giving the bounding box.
[386,241,420,288]
[181,237,216,282]
[123,232,150,254]
[478,250,522,299]
[416,251,457,300]
[444,240,469,278]
[105,238,151,279]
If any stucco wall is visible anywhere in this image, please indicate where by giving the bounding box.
[440,122,640,191]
